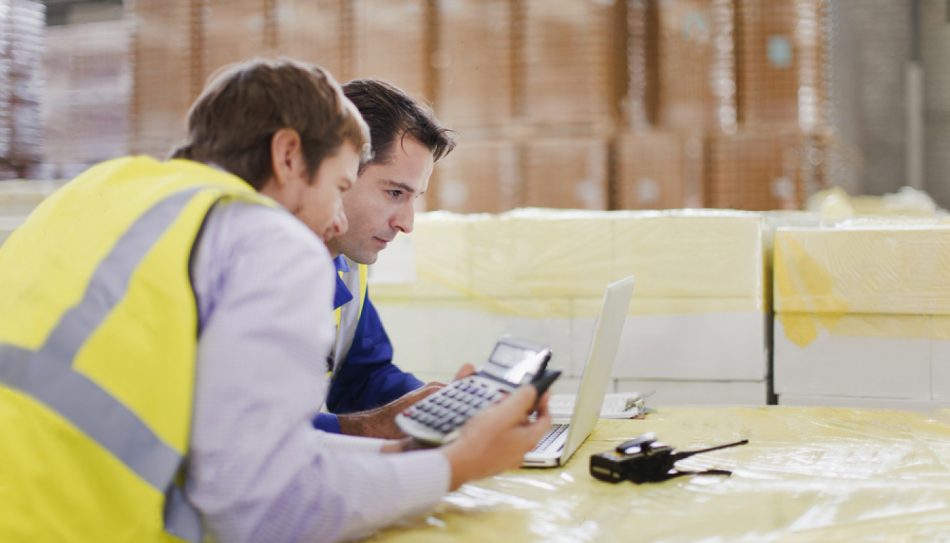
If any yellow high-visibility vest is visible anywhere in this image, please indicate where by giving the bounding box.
[0,157,273,542]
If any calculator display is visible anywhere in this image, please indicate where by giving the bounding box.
[486,341,545,384]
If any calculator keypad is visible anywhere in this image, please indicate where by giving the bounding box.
[403,377,505,434]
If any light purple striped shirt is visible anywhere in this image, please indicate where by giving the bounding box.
[186,201,449,542]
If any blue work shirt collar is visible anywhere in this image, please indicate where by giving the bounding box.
[332,255,354,310]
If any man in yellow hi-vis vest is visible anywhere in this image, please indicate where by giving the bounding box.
[0,58,551,543]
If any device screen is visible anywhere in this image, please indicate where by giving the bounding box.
[486,341,546,384]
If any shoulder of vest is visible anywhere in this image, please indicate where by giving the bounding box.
[114,156,278,209]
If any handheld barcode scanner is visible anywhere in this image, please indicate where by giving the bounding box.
[590,432,749,483]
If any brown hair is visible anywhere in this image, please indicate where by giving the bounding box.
[171,58,370,189]
[342,79,455,172]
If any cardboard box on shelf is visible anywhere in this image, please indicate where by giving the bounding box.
[429,139,521,214]
[351,0,431,104]
[521,0,619,131]
[614,131,704,209]
[436,0,514,129]
[522,138,609,210]
[201,0,275,83]
[655,0,737,134]
[706,130,828,210]
[274,0,348,80]
[130,0,199,157]
[736,0,828,130]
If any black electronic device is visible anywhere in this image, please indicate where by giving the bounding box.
[396,336,557,445]
[589,433,748,483]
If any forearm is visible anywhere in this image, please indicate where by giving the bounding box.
[190,424,450,543]
[328,361,424,413]
[336,382,444,439]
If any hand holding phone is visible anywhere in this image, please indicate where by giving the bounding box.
[529,369,561,410]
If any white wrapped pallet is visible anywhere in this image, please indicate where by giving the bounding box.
[370,209,770,405]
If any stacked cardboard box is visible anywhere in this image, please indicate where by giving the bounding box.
[436,0,515,130]
[736,0,828,130]
[351,0,431,104]
[430,140,520,214]
[655,0,737,134]
[521,0,619,132]
[274,0,348,80]
[706,130,828,210]
[43,19,130,177]
[370,210,770,405]
[522,138,608,210]
[201,0,275,84]
[129,0,199,158]
[773,225,950,410]
[616,0,734,212]
[614,131,705,209]
[624,0,656,130]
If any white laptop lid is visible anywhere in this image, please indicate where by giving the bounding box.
[524,276,635,465]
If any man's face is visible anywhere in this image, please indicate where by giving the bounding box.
[291,142,360,243]
[326,135,434,263]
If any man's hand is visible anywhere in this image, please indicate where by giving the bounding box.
[453,363,476,380]
[336,363,478,439]
[441,386,552,490]
[337,382,443,439]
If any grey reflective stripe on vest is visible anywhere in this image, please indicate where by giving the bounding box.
[0,187,206,542]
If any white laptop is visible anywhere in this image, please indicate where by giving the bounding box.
[522,276,635,467]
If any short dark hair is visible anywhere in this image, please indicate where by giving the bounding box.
[342,79,455,171]
[171,58,370,189]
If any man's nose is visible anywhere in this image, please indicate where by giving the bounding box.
[391,203,414,234]
[331,208,348,238]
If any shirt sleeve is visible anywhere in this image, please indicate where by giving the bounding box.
[326,293,425,414]
[186,202,450,543]
[312,412,340,433]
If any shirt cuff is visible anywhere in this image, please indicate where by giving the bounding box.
[313,412,341,433]
[394,449,452,508]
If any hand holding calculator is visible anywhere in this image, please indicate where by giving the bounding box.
[395,336,560,445]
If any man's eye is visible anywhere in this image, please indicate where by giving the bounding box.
[387,190,403,199]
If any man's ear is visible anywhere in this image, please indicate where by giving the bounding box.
[269,128,304,186]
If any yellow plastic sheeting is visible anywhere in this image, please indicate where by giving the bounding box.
[367,407,950,542]
[808,186,947,220]
[774,226,950,347]
[775,226,950,316]
[372,209,766,317]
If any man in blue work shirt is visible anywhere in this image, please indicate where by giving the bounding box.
[313,79,464,438]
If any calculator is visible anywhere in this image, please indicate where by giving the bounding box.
[395,336,556,445]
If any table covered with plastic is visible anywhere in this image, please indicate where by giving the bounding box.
[367,407,950,542]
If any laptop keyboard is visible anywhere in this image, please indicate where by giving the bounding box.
[530,424,568,453]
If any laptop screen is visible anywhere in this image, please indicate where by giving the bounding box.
[560,276,635,461]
